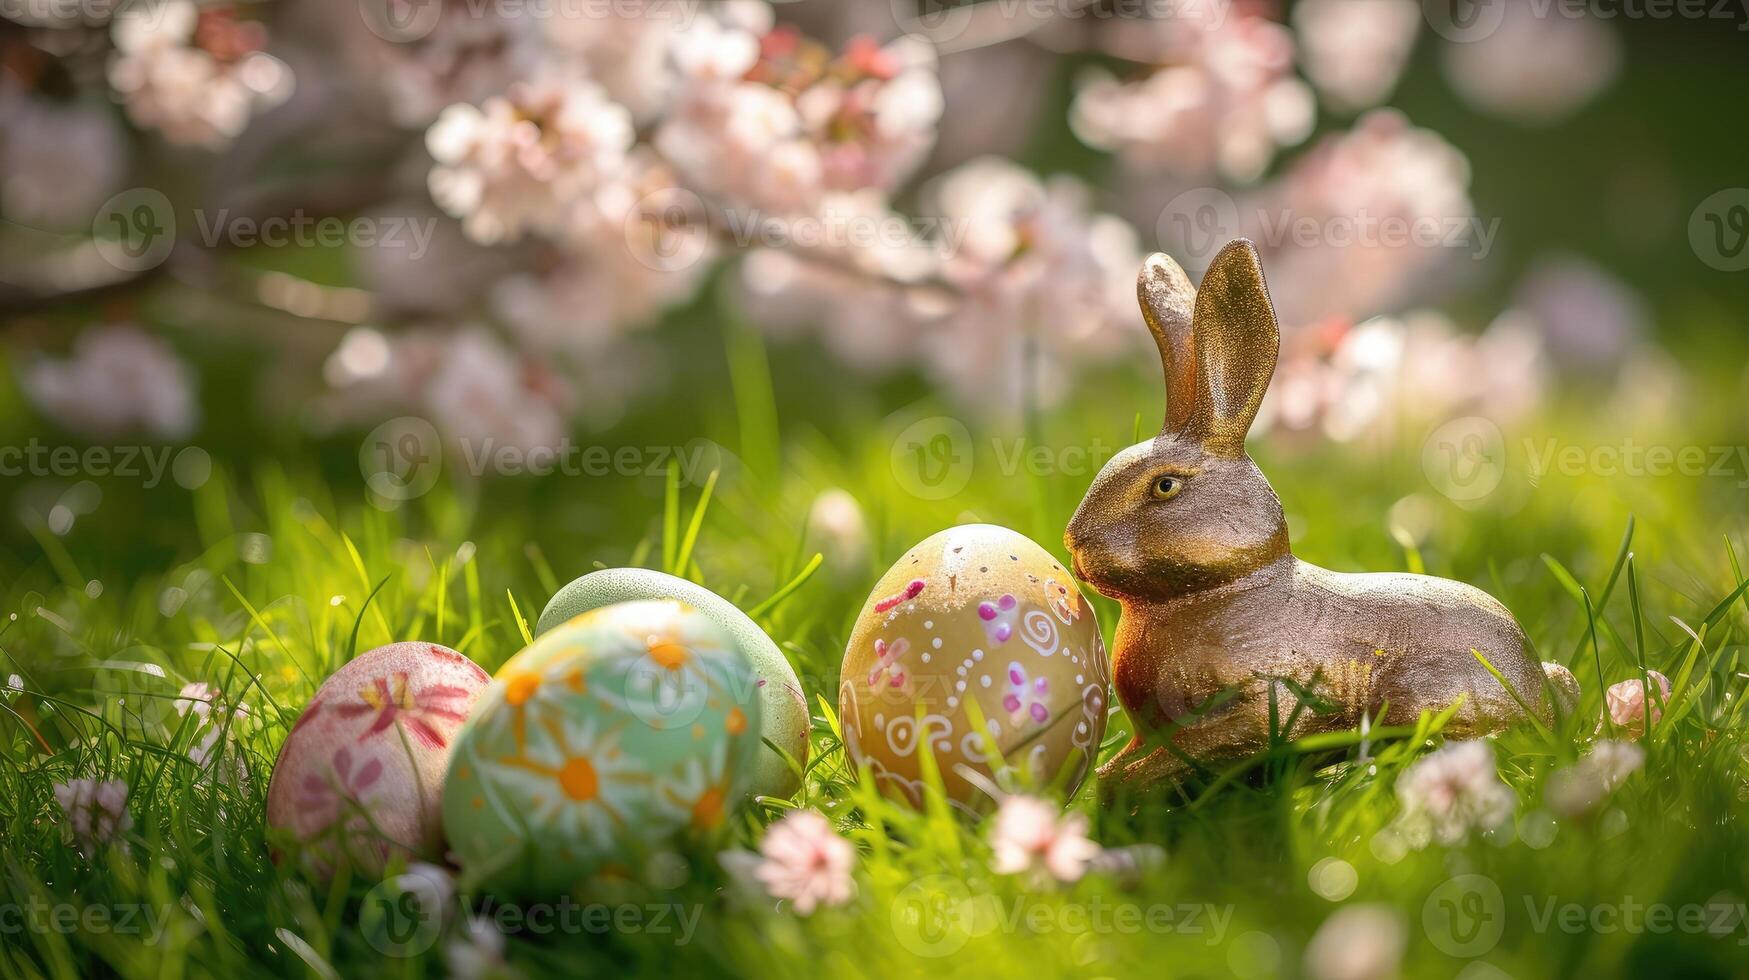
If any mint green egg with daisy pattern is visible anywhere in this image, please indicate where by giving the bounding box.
[441,599,762,894]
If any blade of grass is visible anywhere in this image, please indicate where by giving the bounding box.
[506,590,534,648]
[746,553,823,620]
[1472,648,1551,740]
[662,460,680,574]
[673,467,720,581]
[1567,515,1635,662]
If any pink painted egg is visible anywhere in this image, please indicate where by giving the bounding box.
[266,642,489,875]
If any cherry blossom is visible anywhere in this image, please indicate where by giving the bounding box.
[0,98,126,230]
[1547,739,1646,817]
[658,22,941,215]
[1303,904,1406,980]
[1390,740,1516,848]
[1604,670,1672,738]
[1256,309,1547,447]
[988,794,1101,886]
[492,154,717,356]
[1292,0,1419,113]
[426,70,635,244]
[922,158,1143,408]
[53,778,134,853]
[374,6,535,128]
[1512,256,1650,374]
[422,328,576,456]
[21,325,199,440]
[1441,4,1621,124]
[750,810,857,914]
[1071,16,1314,182]
[107,1,292,149]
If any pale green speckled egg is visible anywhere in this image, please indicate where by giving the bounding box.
[441,600,761,894]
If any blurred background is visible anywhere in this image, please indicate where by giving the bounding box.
[1,0,1747,591]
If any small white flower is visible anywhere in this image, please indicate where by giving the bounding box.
[750,810,856,914]
[52,778,134,853]
[1392,740,1516,848]
[175,681,219,722]
[1304,904,1406,980]
[806,489,869,578]
[989,795,1101,886]
[1547,739,1646,818]
[446,916,514,980]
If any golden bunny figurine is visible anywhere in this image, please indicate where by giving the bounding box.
[1065,240,1578,793]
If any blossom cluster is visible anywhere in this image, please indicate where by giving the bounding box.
[0,0,1648,447]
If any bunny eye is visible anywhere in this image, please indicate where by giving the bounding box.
[1151,476,1184,500]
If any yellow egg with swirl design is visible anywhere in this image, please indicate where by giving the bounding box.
[839,524,1110,812]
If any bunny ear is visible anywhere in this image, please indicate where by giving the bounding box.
[1189,239,1279,456]
[1136,252,1198,436]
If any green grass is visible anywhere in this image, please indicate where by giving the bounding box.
[2,336,1748,979]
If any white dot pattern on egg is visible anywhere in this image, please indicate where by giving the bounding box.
[265,642,490,876]
[838,524,1110,812]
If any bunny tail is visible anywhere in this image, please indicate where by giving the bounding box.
[1542,662,1581,716]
